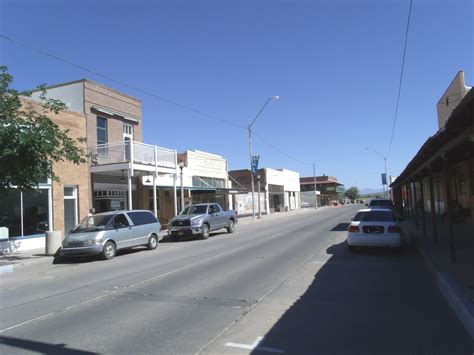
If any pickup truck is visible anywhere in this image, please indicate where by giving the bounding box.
[168,203,237,240]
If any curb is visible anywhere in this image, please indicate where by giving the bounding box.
[401,223,474,340]
[437,272,474,339]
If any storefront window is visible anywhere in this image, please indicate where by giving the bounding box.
[0,190,22,237]
[148,188,161,211]
[23,189,49,236]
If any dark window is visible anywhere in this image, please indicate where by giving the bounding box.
[97,117,108,145]
[113,214,129,227]
[23,189,49,236]
[353,211,395,222]
[127,211,158,225]
[369,199,393,207]
[148,189,161,211]
[213,204,222,213]
[0,189,22,237]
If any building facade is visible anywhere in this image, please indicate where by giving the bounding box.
[391,72,473,296]
[300,175,345,206]
[0,98,90,250]
[229,168,301,215]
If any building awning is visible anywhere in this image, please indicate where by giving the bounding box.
[91,105,139,123]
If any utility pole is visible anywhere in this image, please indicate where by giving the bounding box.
[257,175,262,219]
[313,163,317,209]
[248,96,280,220]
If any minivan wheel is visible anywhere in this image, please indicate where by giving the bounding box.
[227,220,235,234]
[102,241,116,260]
[201,224,210,240]
[147,234,158,250]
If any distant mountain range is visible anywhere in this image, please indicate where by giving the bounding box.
[359,188,384,195]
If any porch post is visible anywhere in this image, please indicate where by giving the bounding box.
[153,174,157,218]
[153,147,158,218]
[428,170,439,245]
[413,180,419,230]
[443,160,456,262]
[127,166,132,210]
[173,173,178,216]
[419,175,427,239]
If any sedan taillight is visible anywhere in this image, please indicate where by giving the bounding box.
[388,226,401,233]
[348,225,360,233]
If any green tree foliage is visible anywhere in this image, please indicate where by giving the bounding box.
[344,186,359,200]
[0,66,87,190]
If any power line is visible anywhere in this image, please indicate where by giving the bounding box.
[386,0,413,159]
[1,33,313,168]
[253,132,311,166]
[0,34,246,129]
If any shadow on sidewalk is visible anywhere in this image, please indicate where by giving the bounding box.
[252,241,473,355]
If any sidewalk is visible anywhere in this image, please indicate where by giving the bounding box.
[400,217,474,339]
[0,206,338,273]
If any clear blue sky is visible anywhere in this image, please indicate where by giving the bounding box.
[1,0,472,191]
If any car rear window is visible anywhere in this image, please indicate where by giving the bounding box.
[127,211,158,225]
[369,200,392,207]
[353,211,395,222]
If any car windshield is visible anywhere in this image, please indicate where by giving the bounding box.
[369,200,392,207]
[179,205,208,215]
[353,211,395,222]
[70,214,114,233]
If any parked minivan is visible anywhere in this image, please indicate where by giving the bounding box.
[61,210,162,260]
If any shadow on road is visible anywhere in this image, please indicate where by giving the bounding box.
[252,241,473,355]
[0,336,98,354]
[330,223,350,232]
[160,232,228,243]
[52,247,149,264]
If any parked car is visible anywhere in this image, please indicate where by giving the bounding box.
[61,210,162,260]
[366,198,394,210]
[168,203,237,240]
[301,202,309,208]
[347,208,402,251]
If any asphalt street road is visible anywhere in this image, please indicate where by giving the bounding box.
[0,206,472,354]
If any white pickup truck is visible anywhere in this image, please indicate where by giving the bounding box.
[168,203,238,240]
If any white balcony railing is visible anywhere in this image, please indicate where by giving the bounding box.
[90,141,176,169]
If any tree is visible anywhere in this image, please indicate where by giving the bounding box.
[0,66,88,190]
[344,186,359,201]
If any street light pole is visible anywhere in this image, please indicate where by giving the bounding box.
[248,96,280,220]
[365,147,389,199]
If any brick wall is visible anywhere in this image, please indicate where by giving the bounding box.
[83,80,143,147]
[22,99,90,237]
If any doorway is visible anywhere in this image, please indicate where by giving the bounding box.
[64,186,78,235]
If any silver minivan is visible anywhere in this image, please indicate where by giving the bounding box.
[61,210,162,260]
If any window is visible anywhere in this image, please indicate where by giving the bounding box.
[353,211,395,222]
[212,204,222,213]
[113,214,130,227]
[148,188,161,211]
[97,117,108,145]
[127,211,157,225]
[0,189,51,238]
[123,124,133,136]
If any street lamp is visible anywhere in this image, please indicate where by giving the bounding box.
[248,96,280,220]
[178,160,185,212]
[365,147,388,199]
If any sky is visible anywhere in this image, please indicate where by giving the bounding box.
[1,0,472,191]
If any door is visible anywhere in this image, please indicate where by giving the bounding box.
[212,204,226,229]
[123,124,133,161]
[64,187,78,235]
[111,213,132,249]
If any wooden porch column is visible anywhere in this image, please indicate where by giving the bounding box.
[428,171,439,245]
[419,176,427,239]
[413,180,419,230]
[443,160,456,263]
